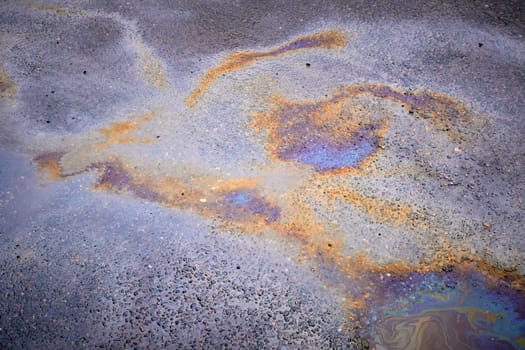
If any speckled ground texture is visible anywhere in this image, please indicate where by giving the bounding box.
[0,1,524,349]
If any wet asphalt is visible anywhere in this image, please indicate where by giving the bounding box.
[0,1,524,349]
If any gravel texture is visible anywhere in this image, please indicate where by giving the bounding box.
[0,1,523,349]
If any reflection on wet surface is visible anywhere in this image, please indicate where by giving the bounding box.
[369,270,525,349]
[28,28,524,349]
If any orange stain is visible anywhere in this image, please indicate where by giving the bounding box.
[94,111,155,151]
[325,187,428,229]
[33,152,64,180]
[31,64,522,336]
[28,1,82,15]
[339,250,525,293]
[185,29,348,107]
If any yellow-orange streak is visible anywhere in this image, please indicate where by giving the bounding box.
[185,29,348,107]
[95,111,155,151]
[326,188,428,229]
[130,36,169,90]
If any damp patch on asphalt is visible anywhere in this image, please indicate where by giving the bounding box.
[1,2,524,348]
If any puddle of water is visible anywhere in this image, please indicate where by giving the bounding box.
[365,270,525,350]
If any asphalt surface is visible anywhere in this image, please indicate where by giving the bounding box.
[0,1,524,349]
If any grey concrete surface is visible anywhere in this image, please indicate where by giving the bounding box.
[0,1,524,349]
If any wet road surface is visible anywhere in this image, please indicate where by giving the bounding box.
[1,1,524,349]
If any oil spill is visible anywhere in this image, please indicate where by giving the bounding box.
[366,269,525,350]
[29,28,523,350]
[311,249,525,349]
[32,149,525,349]
[98,161,282,232]
[271,177,524,348]
[251,94,388,174]
[252,83,475,175]
[37,154,282,233]
[185,29,348,107]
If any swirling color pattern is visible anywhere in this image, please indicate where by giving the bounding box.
[30,29,524,349]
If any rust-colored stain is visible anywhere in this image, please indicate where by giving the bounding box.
[33,137,525,348]
[251,90,389,174]
[31,82,514,294]
[95,111,155,151]
[185,29,348,107]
